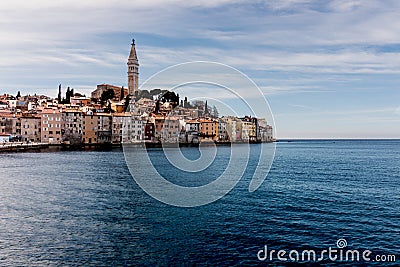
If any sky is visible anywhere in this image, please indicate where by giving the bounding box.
[0,0,399,139]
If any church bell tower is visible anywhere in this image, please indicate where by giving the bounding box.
[127,38,139,96]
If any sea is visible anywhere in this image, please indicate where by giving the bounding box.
[0,140,399,266]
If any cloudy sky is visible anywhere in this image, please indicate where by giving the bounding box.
[0,0,399,138]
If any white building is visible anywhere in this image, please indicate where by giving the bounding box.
[120,115,144,143]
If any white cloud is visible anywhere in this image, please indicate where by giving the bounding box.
[264,0,316,10]
[328,0,364,12]
[395,106,400,116]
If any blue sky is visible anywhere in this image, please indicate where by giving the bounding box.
[0,0,399,138]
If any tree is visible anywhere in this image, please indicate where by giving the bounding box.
[66,87,72,104]
[101,89,115,104]
[124,95,131,112]
[120,86,125,101]
[155,100,160,113]
[161,91,179,105]
[16,91,21,98]
[150,89,162,96]
[57,84,62,103]
[138,90,152,100]
[212,105,219,118]
[192,100,204,109]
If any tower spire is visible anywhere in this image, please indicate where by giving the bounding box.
[129,38,137,59]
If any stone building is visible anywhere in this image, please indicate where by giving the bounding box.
[91,84,127,100]
[97,113,112,143]
[127,39,139,96]
[21,115,41,142]
[199,118,218,142]
[0,113,21,139]
[118,115,144,143]
[82,113,98,144]
[112,113,130,143]
[62,110,82,144]
[41,108,62,144]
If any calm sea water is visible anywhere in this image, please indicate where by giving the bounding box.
[0,140,399,266]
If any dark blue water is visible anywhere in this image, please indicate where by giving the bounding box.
[0,140,399,266]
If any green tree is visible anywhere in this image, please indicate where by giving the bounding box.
[101,89,115,104]
[124,95,131,112]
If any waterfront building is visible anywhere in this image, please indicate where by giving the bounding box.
[185,119,200,132]
[161,116,180,142]
[41,108,62,144]
[199,118,218,142]
[96,113,112,143]
[144,122,155,142]
[21,115,41,142]
[0,133,11,142]
[118,115,144,143]
[0,113,21,139]
[218,119,228,141]
[62,109,83,144]
[222,116,237,142]
[153,114,165,142]
[241,116,258,142]
[82,113,98,144]
[258,125,274,142]
[235,118,243,141]
[112,113,131,143]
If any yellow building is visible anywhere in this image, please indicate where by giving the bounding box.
[199,119,218,142]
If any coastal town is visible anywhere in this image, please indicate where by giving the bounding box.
[0,39,273,148]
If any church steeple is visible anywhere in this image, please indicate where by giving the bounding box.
[127,38,139,96]
[129,39,137,59]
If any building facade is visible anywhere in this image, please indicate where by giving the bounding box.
[21,116,41,142]
[41,109,62,144]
